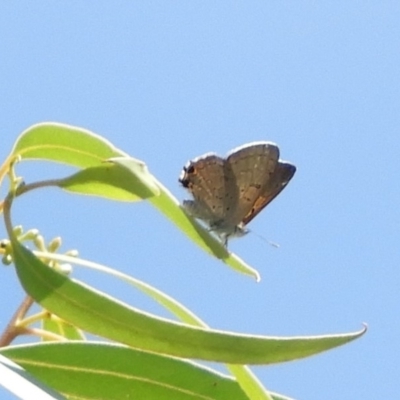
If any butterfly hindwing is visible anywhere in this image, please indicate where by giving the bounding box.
[179,154,231,223]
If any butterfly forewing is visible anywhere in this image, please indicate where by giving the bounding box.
[226,142,280,227]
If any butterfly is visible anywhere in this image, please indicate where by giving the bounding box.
[179,141,296,245]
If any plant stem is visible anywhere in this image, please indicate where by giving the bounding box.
[0,295,34,347]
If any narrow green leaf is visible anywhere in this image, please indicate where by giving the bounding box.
[11,122,127,168]
[0,353,65,400]
[12,239,366,364]
[58,159,159,201]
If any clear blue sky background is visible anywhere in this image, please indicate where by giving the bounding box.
[0,3,399,399]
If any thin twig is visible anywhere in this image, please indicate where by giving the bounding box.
[0,177,65,347]
[0,295,34,347]
[16,178,64,196]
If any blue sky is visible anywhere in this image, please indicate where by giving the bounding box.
[0,2,399,399]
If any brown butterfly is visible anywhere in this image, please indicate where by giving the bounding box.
[179,141,296,245]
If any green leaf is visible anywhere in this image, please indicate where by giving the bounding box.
[0,353,65,399]
[10,122,127,168]
[2,343,252,400]
[11,238,366,364]
[58,158,160,201]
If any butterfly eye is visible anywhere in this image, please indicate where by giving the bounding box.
[186,165,195,174]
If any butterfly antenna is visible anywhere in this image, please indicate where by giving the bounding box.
[250,230,280,248]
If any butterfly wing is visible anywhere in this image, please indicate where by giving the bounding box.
[241,161,296,226]
[179,153,232,224]
[225,142,280,228]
